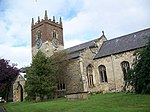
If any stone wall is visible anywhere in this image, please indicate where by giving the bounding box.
[31,14,64,57]
[80,48,97,92]
[32,41,64,57]
[78,36,107,93]
[66,92,88,100]
[13,74,26,102]
[64,58,84,94]
[93,50,135,92]
[31,17,63,48]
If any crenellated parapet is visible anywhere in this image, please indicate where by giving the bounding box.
[31,10,62,30]
[31,10,64,57]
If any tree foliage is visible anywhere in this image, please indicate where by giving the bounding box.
[50,51,70,79]
[25,51,56,101]
[50,51,70,97]
[126,37,150,94]
[0,58,19,101]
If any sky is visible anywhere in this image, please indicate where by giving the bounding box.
[0,0,150,68]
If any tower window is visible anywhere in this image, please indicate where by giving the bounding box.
[53,32,56,38]
[37,30,42,38]
[98,65,108,82]
[121,61,130,80]
[53,31,57,39]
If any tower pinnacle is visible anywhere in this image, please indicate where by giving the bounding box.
[31,18,34,26]
[44,10,48,20]
[38,16,40,23]
[53,16,55,22]
[59,17,62,25]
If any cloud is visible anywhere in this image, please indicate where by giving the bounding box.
[64,39,83,49]
[64,0,150,39]
[0,0,150,68]
[0,44,31,68]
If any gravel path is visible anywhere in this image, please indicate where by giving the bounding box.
[0,107,5,112]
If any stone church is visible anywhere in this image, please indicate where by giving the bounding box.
[13,10,150,101]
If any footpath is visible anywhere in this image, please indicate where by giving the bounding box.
[0,106,5,112]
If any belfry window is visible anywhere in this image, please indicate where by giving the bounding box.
[87,64,94,87]
[98,65,108,82]
[121,61,130,80]
[57,79,65,90]
[53,31,57,39]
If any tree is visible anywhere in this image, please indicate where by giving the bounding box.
[25,51,56,101]
[0,59,19,101]
[126,37,150,94]
[50,51,70,97]
[48,50,71,98]
[50,51,69,78]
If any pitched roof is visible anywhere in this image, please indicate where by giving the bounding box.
[66,52,80,59]
[64,37,102,59]
[66,39,97,53]
[94,28,150,59]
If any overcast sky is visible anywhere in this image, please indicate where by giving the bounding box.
[0,0,150,68]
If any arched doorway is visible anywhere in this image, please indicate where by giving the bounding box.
[17,82,23,102]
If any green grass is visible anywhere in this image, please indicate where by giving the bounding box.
[2,93,150,112]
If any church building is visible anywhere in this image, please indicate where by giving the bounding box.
[30,11,150,100]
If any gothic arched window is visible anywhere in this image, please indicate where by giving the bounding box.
[57,79,65,90]
[53,31,56,39]
[87,64,94,87]
[98,65,108,82]
[53,30,58,39]
[121,61,130,80]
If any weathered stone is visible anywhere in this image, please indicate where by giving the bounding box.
[13,11,149,101]
[13,74,27,102]
[66,92,88,100]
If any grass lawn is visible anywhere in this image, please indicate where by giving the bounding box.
[2,93,150,112]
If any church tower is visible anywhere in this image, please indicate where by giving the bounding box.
[31,10,64,57]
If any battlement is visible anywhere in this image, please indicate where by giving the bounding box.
[31,10,62,29]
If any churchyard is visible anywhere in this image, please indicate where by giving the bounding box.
[2,93,150,112]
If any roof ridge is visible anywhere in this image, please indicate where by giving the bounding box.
[107,28,150,42]
[94,28,150,59]
[65,38,98,50]
[64,36,105,53]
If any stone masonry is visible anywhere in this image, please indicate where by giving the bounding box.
[24,10,150,101]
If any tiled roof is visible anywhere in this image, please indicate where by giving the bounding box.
[94,28,150,59]
[66,52,80,59]
[64,38,101,59]
[66,39,97,53]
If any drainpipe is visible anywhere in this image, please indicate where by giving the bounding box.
[111,54,117,91]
